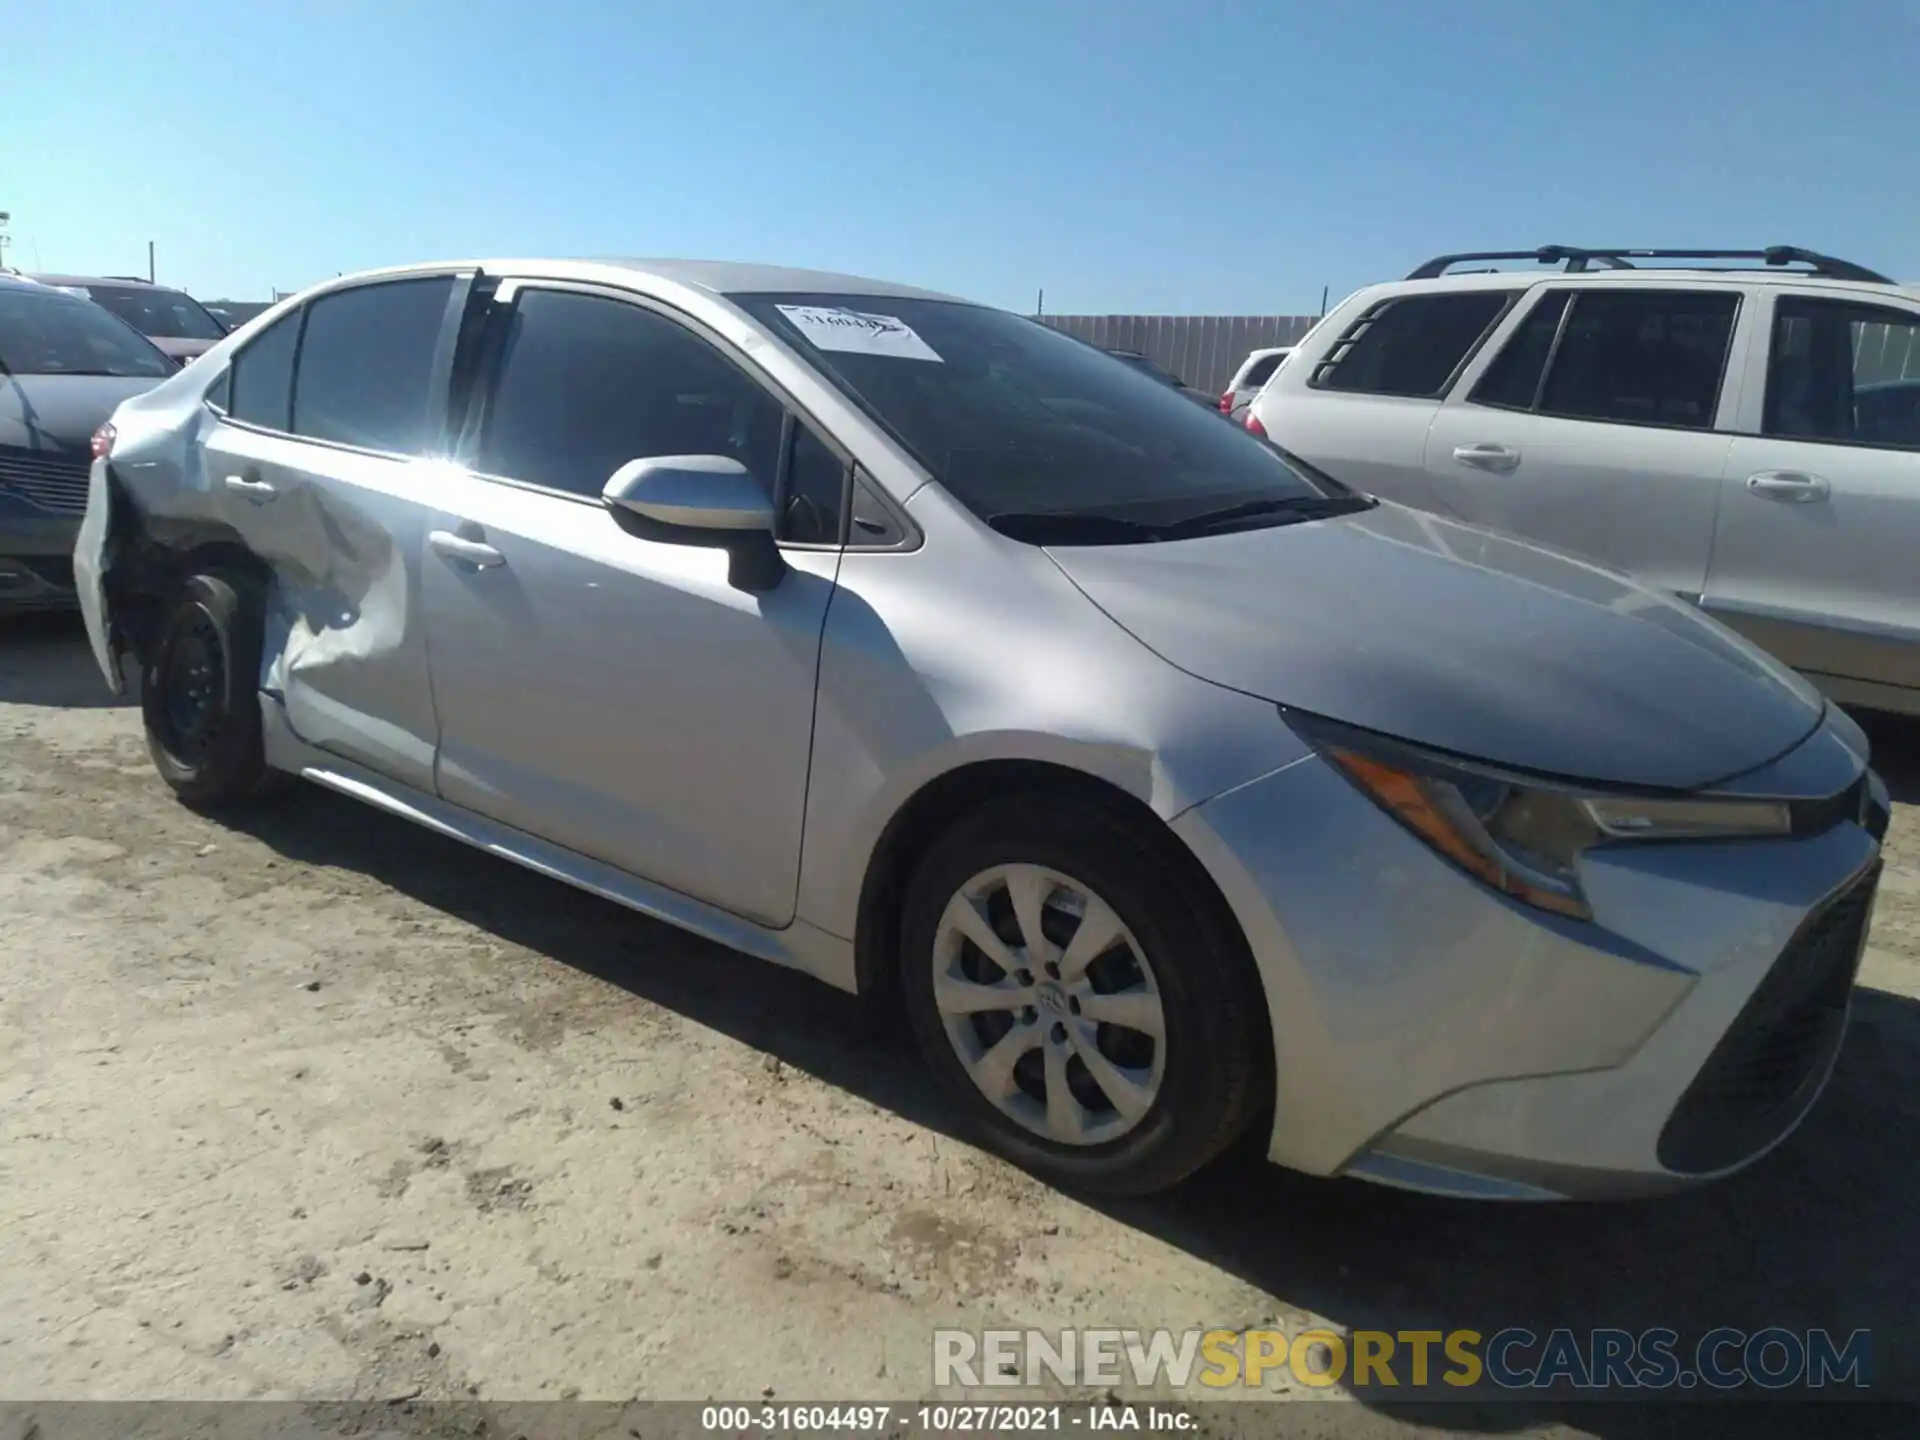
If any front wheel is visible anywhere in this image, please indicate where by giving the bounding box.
[141,571,283,808]
[899,794,1267,1196]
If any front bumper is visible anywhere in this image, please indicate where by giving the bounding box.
[73,456,124,692]
[0,511,81,608]
[1173,728,1884,1200]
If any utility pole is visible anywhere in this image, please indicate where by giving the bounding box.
[1036,288,1044,318]
[1319,285,1328,318]
[148,241,156,283]
[0,212,11,271]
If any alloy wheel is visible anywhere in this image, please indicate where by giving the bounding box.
[931,863,1166,1147]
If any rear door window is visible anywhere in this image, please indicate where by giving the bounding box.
[1471,291,1572,411]
[290,276,455,454]
[1534,290,1739,430]
[1311,292,1512,398]
[228,309,301,431]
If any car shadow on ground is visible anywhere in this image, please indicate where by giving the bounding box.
[208,720,1920,1439]
[0,610,134,708]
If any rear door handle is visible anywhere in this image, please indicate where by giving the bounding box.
[224,474,278,502]
[427,529,505,569]
[1452,443,1521,473]
[1746,470,1830,503]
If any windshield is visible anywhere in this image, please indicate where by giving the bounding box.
[69,283,226,341]
[737,293,1346,537]
[0,287,177,378]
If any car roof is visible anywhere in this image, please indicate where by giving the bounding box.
[294,257,976,308]
[30,272,178,289]
[1369,269,1920,302]
[601,258,970,303]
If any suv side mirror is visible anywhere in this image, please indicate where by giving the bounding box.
[601,455,784,591]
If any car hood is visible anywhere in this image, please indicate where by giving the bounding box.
[0,373,164,451]
[1047,501,1826,791]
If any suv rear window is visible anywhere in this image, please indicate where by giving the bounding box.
[1311,292,1511,398]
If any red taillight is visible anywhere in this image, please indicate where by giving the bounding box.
[1245,412,1268,439]
[90,423,116,460]
[1218,391,1233,414]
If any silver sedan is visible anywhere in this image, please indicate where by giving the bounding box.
[75,259,1888,1199]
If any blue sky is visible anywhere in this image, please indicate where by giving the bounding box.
[3,0,1914,313]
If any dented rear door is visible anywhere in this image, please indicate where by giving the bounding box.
[200,273,472,791]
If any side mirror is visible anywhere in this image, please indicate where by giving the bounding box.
[602,455,775,533]
[601,454,785,592]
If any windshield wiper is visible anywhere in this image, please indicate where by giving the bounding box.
[1157,493,1375,539]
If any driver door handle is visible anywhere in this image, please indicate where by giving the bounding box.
[224,474,278,502]
[428,530,505,569]
[1452,443,1521,473]
[1746,470,1831,503]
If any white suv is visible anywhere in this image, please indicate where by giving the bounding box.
[1248,246,1920,716]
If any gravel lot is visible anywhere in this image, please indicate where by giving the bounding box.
[4,611,1918,1436]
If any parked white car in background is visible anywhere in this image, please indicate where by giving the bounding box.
[1248,246,1920,716]
[1218,345,1293,421]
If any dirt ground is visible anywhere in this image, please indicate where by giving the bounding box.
[4,610,1918,1437]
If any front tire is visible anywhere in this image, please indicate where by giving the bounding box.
[899,793,1267,1196]
[141,571,282,808]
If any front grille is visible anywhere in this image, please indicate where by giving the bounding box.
[0,445,90,514]
[1658,862,1880,1174]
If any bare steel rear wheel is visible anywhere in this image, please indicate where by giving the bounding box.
[141,571,284,808]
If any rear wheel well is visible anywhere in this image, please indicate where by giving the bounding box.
[108,474,270,668]
[854,761,1264,1021]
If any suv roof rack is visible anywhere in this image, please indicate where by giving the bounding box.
[1406,246,1892,285]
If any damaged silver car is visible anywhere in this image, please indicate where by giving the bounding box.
[77,259,1890,1199]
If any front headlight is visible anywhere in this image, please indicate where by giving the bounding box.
[1292,716,1791,922]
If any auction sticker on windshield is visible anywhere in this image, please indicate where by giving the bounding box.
[776,305,943,362]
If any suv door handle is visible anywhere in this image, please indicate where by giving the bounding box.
[224,474,278,502]
[428,529,505,569]
[1746,470,1831,503]
[1452,443,1521,473]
